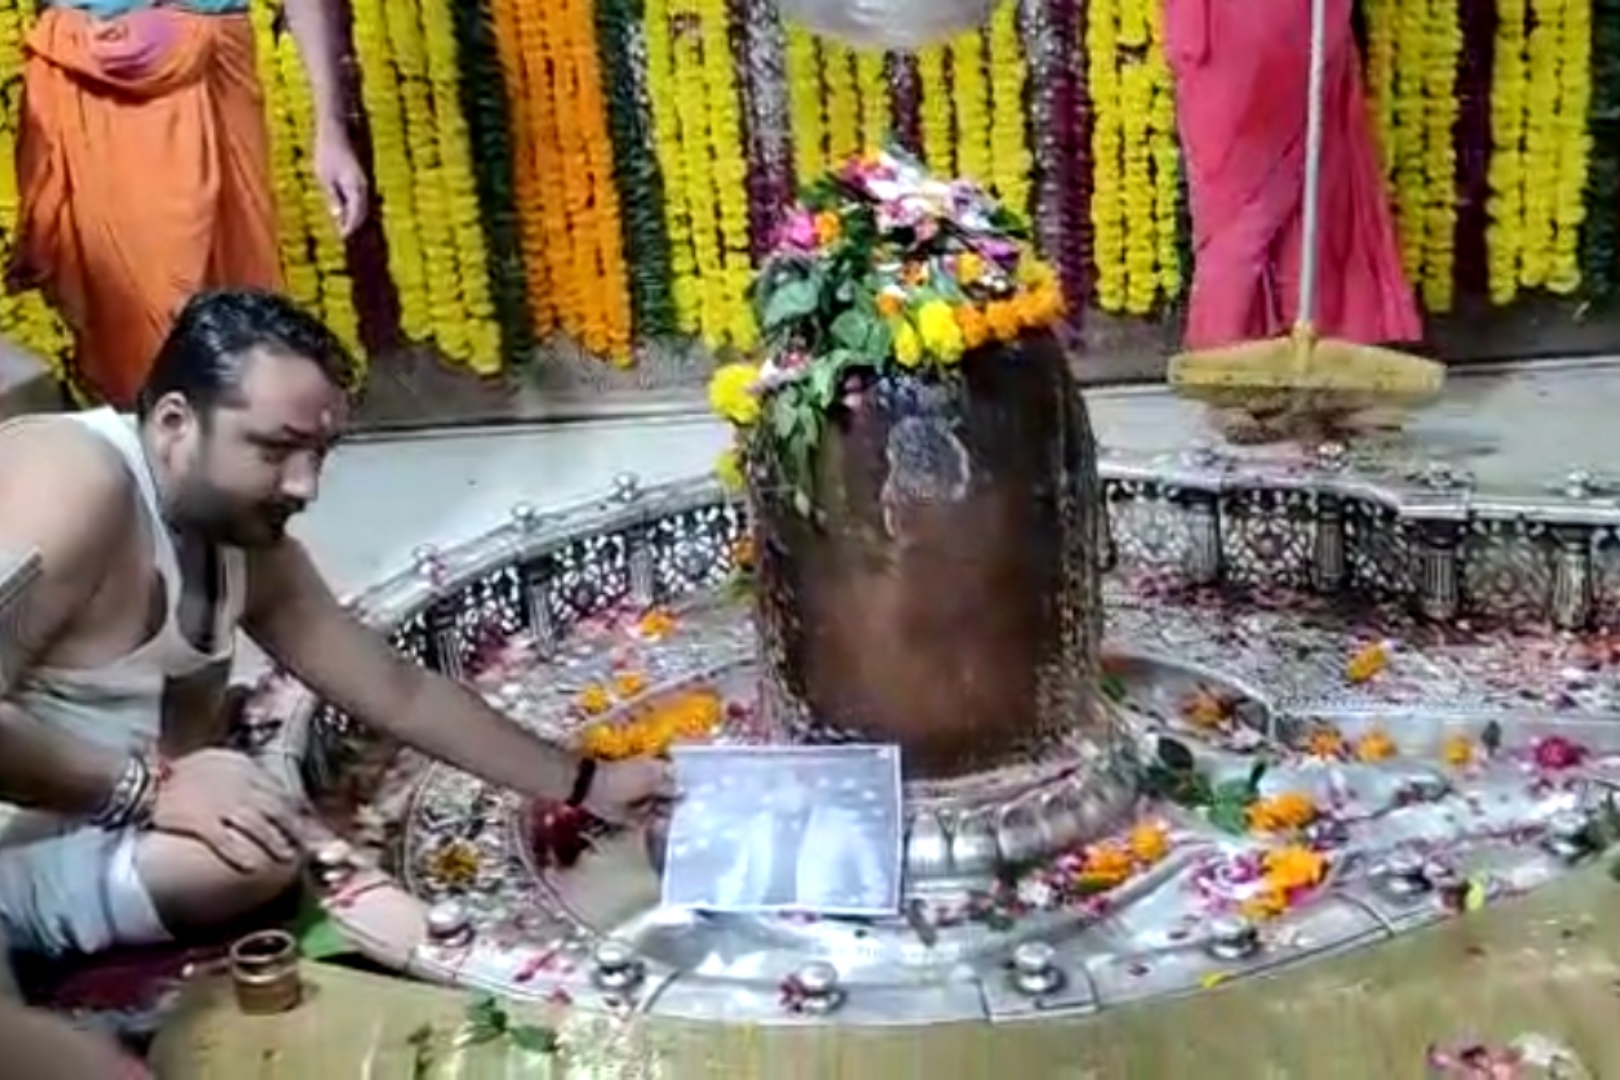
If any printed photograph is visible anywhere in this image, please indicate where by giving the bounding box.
[659,744,905,916]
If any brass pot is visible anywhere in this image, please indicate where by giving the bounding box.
[229,929,302,1015]
[753,331,1105,779]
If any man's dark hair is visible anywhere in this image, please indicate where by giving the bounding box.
[135,289,357,419]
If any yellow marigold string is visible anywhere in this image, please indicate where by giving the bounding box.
[386,0,467,359]
[952,29,992,187]
[0,1,70,374]
[1363,0,1399,181]
[671,2,722,339]
[1146,0,1181,301]
[350,0,429,340]
[419,0,502,370]
[1548,0,1593,294]
[785,24,826,182]
[694,0,757,350]
[986,0,1032,215]
[645,0,698,331]
[1087,0,1126,312]
[822,43,860,165]
[854,47,888,147]
[251,1,318,309]
[1519,0,1561,289]
[916,45,954,174]
[1119,59,1155,314]
[1486,0,1528,302]
[1391,0,1429,285]
[1420,0,1461,312]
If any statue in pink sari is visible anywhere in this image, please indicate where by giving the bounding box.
[1165,0,1421,353]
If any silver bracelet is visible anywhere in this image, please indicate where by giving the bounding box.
[90,753,155,831]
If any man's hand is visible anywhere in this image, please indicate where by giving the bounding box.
[583,757,678,826]
[151,749,301,872]
[313,127,369,239]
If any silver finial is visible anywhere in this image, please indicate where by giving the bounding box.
[610,473,641,503]
[1206,915,1260,960]
[425,900,472,946]
[1009,941,1064,996]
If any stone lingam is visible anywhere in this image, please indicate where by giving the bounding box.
[707,150,1137,885]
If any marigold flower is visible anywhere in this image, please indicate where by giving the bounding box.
[707,362,762,427]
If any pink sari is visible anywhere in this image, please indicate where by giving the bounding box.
[1165,0,1421,349]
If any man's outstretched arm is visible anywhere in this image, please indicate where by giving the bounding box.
[0,431,131,816]
[243,539,674,821]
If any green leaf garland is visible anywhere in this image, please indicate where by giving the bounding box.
[596,0,679,339]
[450,0,536,366]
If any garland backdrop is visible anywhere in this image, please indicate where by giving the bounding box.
[0,0,1613,387]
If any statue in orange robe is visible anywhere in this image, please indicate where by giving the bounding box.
[10,1,369,408]
[1165,0,1421,352]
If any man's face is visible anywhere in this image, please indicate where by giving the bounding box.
[155,349,348,548]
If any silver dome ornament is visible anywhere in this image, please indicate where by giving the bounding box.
[777,0,998,51]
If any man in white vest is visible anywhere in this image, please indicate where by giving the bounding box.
[0,289,673,958]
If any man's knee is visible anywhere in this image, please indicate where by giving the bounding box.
[134,834,299,937]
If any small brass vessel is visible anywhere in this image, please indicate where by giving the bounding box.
[230,929,302,1015]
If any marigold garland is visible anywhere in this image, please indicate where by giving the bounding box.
[0,2,70,379]
[693,0,756,350]
[822,43,860,165]
[986,1,1032,218]
[1390,0,1430,285]
[1580,0,1620,296]
[1421,0,1462,312]
[953,29,992,187]
[1145,0,1182,304]
[1087,0,1126,312]
[644,0,698,331]
[785,24,826,182]
[916,44,954,174]
[1549,0,1594,293]
[854,47,888,147]
[1486,0,1529,302]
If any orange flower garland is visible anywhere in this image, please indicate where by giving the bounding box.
[580,688,724,759]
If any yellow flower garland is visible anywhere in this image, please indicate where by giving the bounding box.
[917,45,954,173]
[1146,0,1182,303]
[1391,0,1429,285]
[1520,0,1561,288]
[1363,0,1399,182]
[694,0,756,350]
[1421,0,1461,312]
[1549,0,1593,294]
[1486,0,1529,303]
[785,25,825,182]
[419,0,501,370]
[855,47,887,147]
[1087,0,1126,312]
[987,0,1032,215]
[0,0,70,375]
[822,43,860,164]
[645,0,698,332]
[953,29,991,187]
[252,1,363,360]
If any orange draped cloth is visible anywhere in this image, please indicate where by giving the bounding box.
[11,8,281,407]
[1165,0,1421,350]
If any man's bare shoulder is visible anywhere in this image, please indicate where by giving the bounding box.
[0,418,134,544]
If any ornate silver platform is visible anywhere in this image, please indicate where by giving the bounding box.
[189,448,1620,1028]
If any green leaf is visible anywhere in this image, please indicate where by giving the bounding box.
[1100,673,1127,703]
[1211,777,1257,806]
[1246,761,1268,793]
[293,889,356,961]
[1208,800,1250,835]
[509,1024,559,1054]
[829,308,883,354]
[761,277,822,332]
[1157,737,1196,774]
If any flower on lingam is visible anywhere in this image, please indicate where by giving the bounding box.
[1237,846,1329,922]
[1305,725,1346,759]
[636,608,677,640]
[1246,792,1319,834]
[1531,735,1588,771]
[1345,641,1390,684]
[1442,734,1475,768]
[1072,822,1172,892]
[580,689,724,761]
[1181,687,1234,729]
[1354,727,1399,762]
[707,362,762,427]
